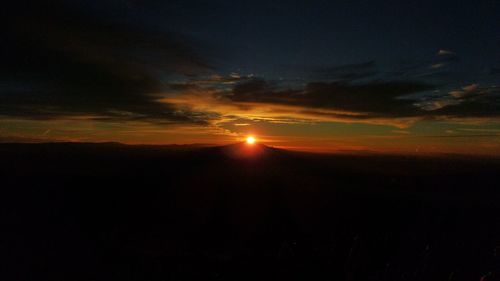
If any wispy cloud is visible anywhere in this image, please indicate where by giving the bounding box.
[438,49,456,56]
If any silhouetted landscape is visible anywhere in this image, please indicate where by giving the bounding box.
[2,143,500,280]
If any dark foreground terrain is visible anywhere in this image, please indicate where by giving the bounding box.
[1,143,500,280]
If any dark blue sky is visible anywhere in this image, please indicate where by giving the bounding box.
[70,0,499,78]
[130,0,499,79]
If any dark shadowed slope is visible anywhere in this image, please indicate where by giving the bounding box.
[1,142,500,281]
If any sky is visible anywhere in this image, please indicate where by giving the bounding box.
[1,0,500,154]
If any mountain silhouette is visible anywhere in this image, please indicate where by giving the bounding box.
[204,142,281,159]
[1,142,500,280]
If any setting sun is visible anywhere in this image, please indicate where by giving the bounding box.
[246,136,256,144]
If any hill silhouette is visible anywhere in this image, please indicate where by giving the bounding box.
[1,142,500,280]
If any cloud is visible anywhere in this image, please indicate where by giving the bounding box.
[206,78,500,127]
[449,84,479,98]
[0,0,213,124]
[431,88,500,118]
[221,78,432,119]
[156,76,428,129]
[438,49,456,56]
[417,84,500,120]
[430,63,446,69]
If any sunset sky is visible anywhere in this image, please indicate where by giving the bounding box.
[1,0,499,154]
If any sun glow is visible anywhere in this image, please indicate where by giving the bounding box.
[246,136,256,144]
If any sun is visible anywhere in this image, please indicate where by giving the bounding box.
[246,136,256,144]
